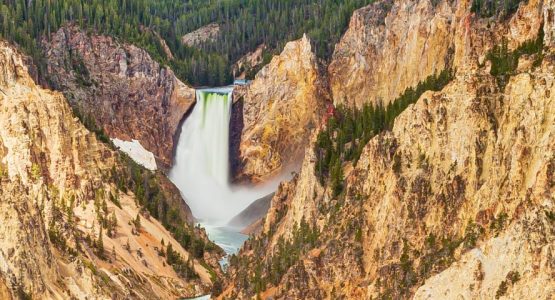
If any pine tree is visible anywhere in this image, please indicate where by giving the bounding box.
[107,212,117,237]
[133,214,141,234]
[97,226,105,258]
[125,238,131,252]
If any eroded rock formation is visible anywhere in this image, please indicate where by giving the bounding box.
[0,41,216,299]
[41,25,195,169]
[181,23,221,47]
[328,0,543,108]
[232,44,268,79]
[224,0,555,299]
[233,35,328,182]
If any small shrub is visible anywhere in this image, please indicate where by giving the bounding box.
[31,163,41,180]
[463,222,485,249]
[490,212,508,236]
[496,280,508,298]
[545,210,555,222]
[507,270,520,283]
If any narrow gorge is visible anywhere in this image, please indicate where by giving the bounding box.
[0,0,554,299]
[170,87,274,266]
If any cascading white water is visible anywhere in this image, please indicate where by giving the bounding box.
[188,89,231,187]
[170,87,283,226]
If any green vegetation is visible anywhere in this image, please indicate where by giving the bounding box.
[378,220,487,299]
[0,0,375,86]
[546,210,555,222]
[490,212,508,236]
[30,163,41,181]
[462,222,485,249]
[46,97,218,279]
[106,212,118,237]
[71,105,111,144]
[486,27,544,88]
[96,226,105,258]
[314,69,454,192]
[471,0,527,18]
[229,217,319,296]
[263,218,319,289]
[133,214,141,233]
[165,243,198,280]
[109,189,121,208]
[111,154,216,260]
[93,189,117,242]
[47,188,81,257]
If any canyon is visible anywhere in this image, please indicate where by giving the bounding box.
[0,0,554,299]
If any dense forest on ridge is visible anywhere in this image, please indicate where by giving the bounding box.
[0,0,373,86]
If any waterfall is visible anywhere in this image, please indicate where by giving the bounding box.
[190,89,231,187]
[170,87,282,225]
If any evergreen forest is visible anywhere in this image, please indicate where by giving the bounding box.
[0,0,374,86]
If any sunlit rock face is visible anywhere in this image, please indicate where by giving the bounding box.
[329,0,453,108]
[223,1,555,299]
[0,40,214,299]
[228,53,555,300]
[233,34,328,183]
[41,25,195,169]
[329,0,544,108]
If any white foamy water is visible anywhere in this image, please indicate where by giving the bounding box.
[169,87,284,224]
[170,87,298,300]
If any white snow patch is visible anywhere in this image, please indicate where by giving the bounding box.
[112,138,157,170]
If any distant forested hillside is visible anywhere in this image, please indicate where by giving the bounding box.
[0,0,373,86]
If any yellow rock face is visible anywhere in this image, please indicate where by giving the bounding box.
[0,41,211,299]
[329,0,545,109]
[234,35,328,183]
[329,0,454,108]
[248,59,555,300]
[226,1,555,298]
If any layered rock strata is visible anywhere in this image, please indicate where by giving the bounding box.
[224,1,555,298]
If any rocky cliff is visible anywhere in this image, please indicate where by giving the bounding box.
[328,0,543,108]
[41,25,195,169]
[0,41,217,299]
[232,35,328,182]
[232,44,268,79]
[181,23,221,47]
[223,0,555,298]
